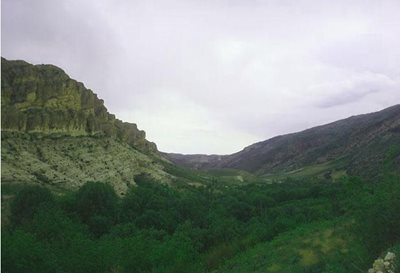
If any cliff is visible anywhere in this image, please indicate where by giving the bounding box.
[1,58,171,194]
[1,58,156,154]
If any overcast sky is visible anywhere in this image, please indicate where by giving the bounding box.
[2,0,400,154]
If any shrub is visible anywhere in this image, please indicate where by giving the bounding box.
[2,230,57,273]
[75,182,118,236]
[10,186,54,226]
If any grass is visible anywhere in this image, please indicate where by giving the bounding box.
[214,219,356,273]
[262,158,349,182]
[162,162,265,187]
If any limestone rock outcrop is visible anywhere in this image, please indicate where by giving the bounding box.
[1,58,156,154]
[1,58,171,194]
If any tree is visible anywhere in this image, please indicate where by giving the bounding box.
[2,230,56,273]
[10,186,54,226]
[75,182,118,236]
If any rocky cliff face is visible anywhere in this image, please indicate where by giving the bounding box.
[1,58,171,194]
[1,58,156,154]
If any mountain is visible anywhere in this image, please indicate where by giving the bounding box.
[166,105,400,178]
[1,58,170,195]
[164,153,224,170]
[1,58,156,153]
[2,57,399,191]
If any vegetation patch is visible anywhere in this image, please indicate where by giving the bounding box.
[3,172,400,273]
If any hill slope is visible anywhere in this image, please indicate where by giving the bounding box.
[1,58,170,194]
[166,105,400,177]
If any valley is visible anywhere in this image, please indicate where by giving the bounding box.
[1,58,400,273]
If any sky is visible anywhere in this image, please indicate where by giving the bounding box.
[2,0,400,154]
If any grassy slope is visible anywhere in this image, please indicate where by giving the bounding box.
[214,220,356,273]
[213,150,400,273]
[262,157,349,182]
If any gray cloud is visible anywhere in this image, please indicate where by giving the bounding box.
[315,72,396,108]
[2,0,400,154]
[318,89,378,108]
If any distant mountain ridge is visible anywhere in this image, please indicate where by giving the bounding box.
[166,105,400,177]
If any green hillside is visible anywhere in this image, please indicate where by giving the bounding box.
[2,58,400,273]
[3,171,400,273]
[166,105,400,180]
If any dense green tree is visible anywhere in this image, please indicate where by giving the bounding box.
[29,205,88,243]
[358,175,400,258]
[75,182,118,236]
[2,230,57,273]
[10,186,54,226]
[3,174,400,273]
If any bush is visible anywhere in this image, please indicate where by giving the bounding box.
[358,176,400,259]
[2,230,57,273]
[75,182,118,236]
[10,186,54,226]
[30,205,88,243]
